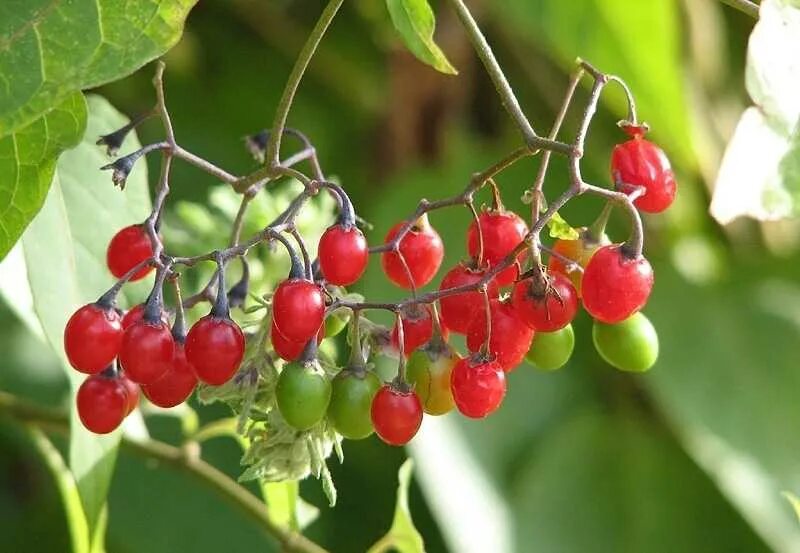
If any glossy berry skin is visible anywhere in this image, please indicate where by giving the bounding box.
[450,356,506,418]
[64,303,123,374]
[370,386,423,446]
[467,210,528,286]
[466,299,534,372]
[119,320,174,385]
[122,304,168,330]
[106,225,154,281]
[592,312,659,372]
[525,324,575,371]
[511,272,578,332]
[272,279,325,343]
[185,316,245,386]
[76,375,128,434]
[406,341,459,416]
[438,263,499,334]
[276,362,332,431]
[142,343,198,408]
[611,136,676,213]
[582,245,654,324]
[381,220,444,289]
[548,229,610,296]
[391,304,448,356]
[271,323,323,362]
[318,224,369,286]
[119,373,140,415]
[327,370,381,440]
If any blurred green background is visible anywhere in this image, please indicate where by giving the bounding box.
[2,1,799,552]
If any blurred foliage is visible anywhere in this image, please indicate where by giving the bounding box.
[2,1,800,553]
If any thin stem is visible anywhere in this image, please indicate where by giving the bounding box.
[264,0,344,166]
[0,391,328,553]
[719,0,759,18]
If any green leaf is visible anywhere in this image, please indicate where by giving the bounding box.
[0,0,198,136]
[368,459,425,553]
[15,94,151,544]
[0,92,86,259]
[546,211,579,240]
[782,492,800,525]
[385,0,458,75]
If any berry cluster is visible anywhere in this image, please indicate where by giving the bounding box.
[61,62,672,460]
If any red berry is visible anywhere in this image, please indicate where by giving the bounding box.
[64,303,123,374]
[370,385,423,446]
[466,299,534,372]
[438,263,499,334]
[381,217,444,289]
[582,244,654,323]
[185,316,245,386]
[611,135,676,213]
[122,304,168,329]
[76,374,128,434]
[106,225,154,281]
[271,322,323,362]
[272,279,325,343]
[466,210,527,286]
[119,373,140,415]
[318,224,369,286]
[118,320,174,385]
[142,343,198,407]
[450,355,506,418]
[511,271,578,332]
[390,304,448,356]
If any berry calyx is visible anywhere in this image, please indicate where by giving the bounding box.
[64,302,124,374]
[390,304,448,356]
[406,338,459,416]
[106,224,154,280]
[611,132,676,213]
[119,318,174,385]
[271,323,324,362]
[370,384,423,446]
[76,373,128,434]
[466,209,528,286]
[581,244,654,324]
[272,278,325,344]
[185,315,245,385]
[327,368,381,440]
[142,342,198,407]
[381,215,444,289]
[525,324,575,371]
[318,224,369,286]
[592,312,659,372]
[450,354,506,418]
[511,271,578,332]
[466,299,534,372]
[438,262,499,334]
[276,360,332,431]
[122,303,169,329]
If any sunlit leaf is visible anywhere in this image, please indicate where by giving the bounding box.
[546,211,579,240]
[385,0,458,75]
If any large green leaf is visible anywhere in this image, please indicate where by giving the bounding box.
[385,0,457,75]
[367,459,425,553]
[0,92,86,259]
[0,0,197,136]
[16,94,151,544]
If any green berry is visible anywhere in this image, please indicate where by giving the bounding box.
[525,324,575,371]
[592,312,658,372]
[276,361,332,430]
[328,369,380,440]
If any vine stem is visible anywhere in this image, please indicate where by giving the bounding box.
[719,0,759,18]
[264,0,344,166]
[0,391,328,553]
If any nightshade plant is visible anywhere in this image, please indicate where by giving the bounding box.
[52,0,687,550]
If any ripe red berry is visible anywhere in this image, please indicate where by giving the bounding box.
[438,263,499,334]
[118,320,174,385]
[122,304,168,329]
[272,279,325,343]
[64,303,124,374]
[271,322,323,362]
[466,299,534,372]
[185,316,245,385]
[381,216,444,289]
[450,355,506,418]
[318,224,369,286]
[611,132,676,213]
[76,374,128,434]
[390,304,448,356]
[466,210,528,286]
[119,373,140,415]
[582,244,654,323]
[370,385,423,446]
[106,224,154,280]
[142,343,198,407]
[511,271,578,332]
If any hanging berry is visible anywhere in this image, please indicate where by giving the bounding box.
[381,214,444,289]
